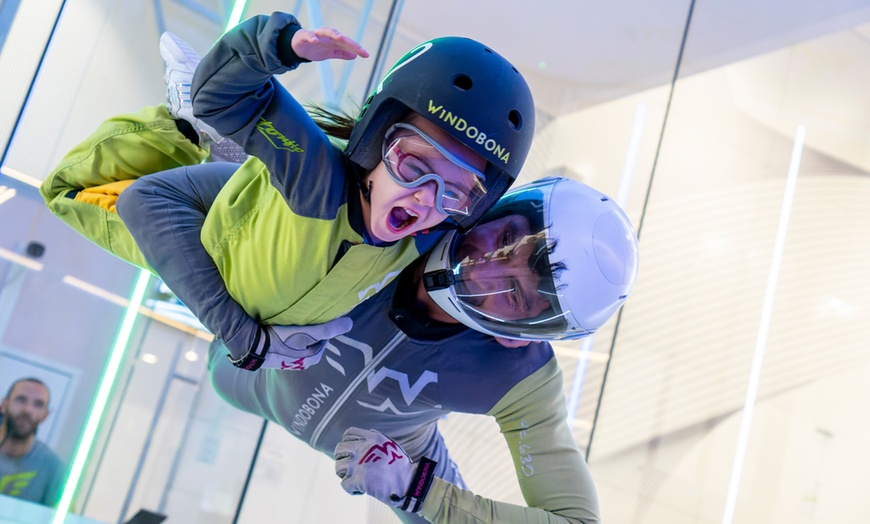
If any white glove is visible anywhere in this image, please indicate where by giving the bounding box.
[334,427,437,513]
[229,317,353,371]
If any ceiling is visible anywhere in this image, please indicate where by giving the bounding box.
[392,0,870,117]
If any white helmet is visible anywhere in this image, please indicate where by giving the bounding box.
[423,177,639,340]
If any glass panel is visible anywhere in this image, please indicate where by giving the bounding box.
[0,180,140,520]
[236,422,375,522]
[591,2,870,523]
[0,0,64,156]
[75,333,264,524]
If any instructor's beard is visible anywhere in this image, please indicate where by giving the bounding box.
[4,413,38,441]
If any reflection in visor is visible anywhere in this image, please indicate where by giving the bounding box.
[461,300,571,327]
[452,232,560,324]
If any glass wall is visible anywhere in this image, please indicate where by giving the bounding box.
[0,0,65,157]
[588,2,870,523]
[1,0,868,523]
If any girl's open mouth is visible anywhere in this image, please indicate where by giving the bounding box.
[387,207,418,233]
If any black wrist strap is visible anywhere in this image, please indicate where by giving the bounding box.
[227,327,269,371]
[401,457,437,513]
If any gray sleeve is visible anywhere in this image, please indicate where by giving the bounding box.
[116,163,257,360]
[191,12,347,214]
[419,359,601,523]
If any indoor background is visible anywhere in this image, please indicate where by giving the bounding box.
[1,0,868,522]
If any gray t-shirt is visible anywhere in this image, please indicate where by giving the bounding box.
[0,440,65,506]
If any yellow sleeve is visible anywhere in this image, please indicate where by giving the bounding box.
[40,105,207,269]
[419,358,601,524]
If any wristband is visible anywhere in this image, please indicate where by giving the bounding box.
[401,457,437,513]
[227,327,268,371]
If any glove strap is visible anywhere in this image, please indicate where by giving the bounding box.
[227,327,269,371]
[401,457,437,513]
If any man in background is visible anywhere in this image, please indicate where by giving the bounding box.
[0,377,65,506]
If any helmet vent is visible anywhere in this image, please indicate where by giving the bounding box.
[508,110,522,130]
[453,74,473,91]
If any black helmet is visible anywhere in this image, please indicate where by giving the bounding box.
[346,36,535,230]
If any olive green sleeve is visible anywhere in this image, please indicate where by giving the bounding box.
[40,105,207,268]
[419,358,601,523]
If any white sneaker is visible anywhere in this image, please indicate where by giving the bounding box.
[159,31,221,146]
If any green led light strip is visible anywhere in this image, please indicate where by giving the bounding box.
[52,269,151,524]
[224,0,248,33]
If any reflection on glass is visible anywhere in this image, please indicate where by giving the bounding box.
[590,7,870,524]
[52,270,150,524]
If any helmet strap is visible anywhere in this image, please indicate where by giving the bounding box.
[423,269,455,291]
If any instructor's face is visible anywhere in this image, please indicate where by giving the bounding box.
[1,381,49,439]
[452,214,551,321]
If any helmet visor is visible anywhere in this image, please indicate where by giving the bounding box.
[446,216,571,338]
[382,123,487,216]
[425,176,636,341]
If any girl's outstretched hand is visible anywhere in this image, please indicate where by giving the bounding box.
[292,27,369,62]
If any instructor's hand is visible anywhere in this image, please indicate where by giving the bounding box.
[334,427,413,506]
[334,427,438,514]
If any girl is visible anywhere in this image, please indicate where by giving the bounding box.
[41,12,535,370]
